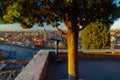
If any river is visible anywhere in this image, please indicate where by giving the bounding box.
[0,44,39,59]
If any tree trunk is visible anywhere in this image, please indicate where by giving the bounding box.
[67,28,79,80]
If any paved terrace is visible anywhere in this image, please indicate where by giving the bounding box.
[15,49,120,80]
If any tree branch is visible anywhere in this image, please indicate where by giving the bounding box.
[56,27,67,37]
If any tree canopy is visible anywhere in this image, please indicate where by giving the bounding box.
[0,0,120,30]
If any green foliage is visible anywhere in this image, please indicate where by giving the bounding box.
[82,20,110,49]
[0,0,120,28]
[0,0,37,28]
[4,2,22,23]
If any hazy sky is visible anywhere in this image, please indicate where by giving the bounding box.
[111,19,120,29]
[0,18,120,31]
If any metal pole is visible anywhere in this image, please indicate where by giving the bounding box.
[54,40,62,64]
[55,41,58,55]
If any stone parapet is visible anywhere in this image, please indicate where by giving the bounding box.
[15,50,49,80]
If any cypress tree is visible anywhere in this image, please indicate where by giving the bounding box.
[82,20,110,49]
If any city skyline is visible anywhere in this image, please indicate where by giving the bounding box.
[0,18,120,31]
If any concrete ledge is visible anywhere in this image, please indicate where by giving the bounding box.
[49,50,120,60]
[15,50,49,80]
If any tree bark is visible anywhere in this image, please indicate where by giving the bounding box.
[67,28,79,80]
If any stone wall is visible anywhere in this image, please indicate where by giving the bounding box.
[15,50,49,80]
